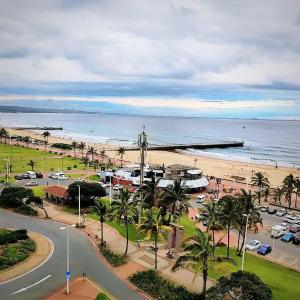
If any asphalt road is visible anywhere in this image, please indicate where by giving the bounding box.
[0,209,144,300]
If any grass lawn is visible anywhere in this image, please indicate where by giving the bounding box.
[95,293,111,300]
[31,186,46,198]
[207,246,300,300]
[67,173,85,179]
[0,176,16,184]
[89,174,100,181]
[0,144,85,173]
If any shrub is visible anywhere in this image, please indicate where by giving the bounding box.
[129,270,198,300]
[99,245,126,267]
[52,143,72,150]
[67,167,72,170]
[15,204,38,216]
[73,165,77,168]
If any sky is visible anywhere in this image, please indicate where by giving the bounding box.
[0,0,300,118]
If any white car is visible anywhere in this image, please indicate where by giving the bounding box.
[113,184,123,191]
[75,177,84,182]
[26,181,38,186]
[276,209,287,217]
[58,175,69,180]
[245,240,261,251]
[279,222,289,230]
[196,195,206,203]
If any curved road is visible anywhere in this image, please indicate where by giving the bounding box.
[0,209,144,300]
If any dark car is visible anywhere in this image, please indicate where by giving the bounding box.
[257,244,272,255]
[35,172,43,178]
[267,207,277,214]
[14,175,23,180]
[292,234,300,245]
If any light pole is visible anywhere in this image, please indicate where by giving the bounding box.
[60,224,76,294]
[78,185,81,226]
[241,213,249,271]
[109,175,112,206]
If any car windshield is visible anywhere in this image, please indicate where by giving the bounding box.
[249,241,257,246]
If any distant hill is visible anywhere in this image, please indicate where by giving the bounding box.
[0,105,99,114]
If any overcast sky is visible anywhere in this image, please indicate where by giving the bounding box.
[0,0,300,118]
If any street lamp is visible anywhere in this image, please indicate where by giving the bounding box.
[241,213,249,271]
[78,185,81,226]
[60,224,76,294]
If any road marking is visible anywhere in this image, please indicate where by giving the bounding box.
[10,274,52,295]
[0,234,54,285]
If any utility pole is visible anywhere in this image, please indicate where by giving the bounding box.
[138,125,148,224]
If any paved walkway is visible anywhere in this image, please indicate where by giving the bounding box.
[39,202,214,294]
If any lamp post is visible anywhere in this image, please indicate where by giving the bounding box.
[241,213,249,271]
[109,175,112,206]
[78,184,81,226]
[60,224,76,294]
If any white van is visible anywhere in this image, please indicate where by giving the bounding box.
[284,214,299,224]
[26,171,36,179]
[271,225,285,238]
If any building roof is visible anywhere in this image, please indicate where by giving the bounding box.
[44,186,69,198]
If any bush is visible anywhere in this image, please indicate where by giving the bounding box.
[129,270,198,300]
[0,187,34,208]
[15,204,38,216]
[99,245,126,267]
[206,271,272,300]
[73,165,77,168]
[0,228,29,245]
[52,143,72,150]
[67,166,72,170]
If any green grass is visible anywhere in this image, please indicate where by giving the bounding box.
[0,144,85,173]
[178,215,198,238]
[89,174,100,181]
[95,293,112,300]
[207,246,300,300]
[67,173,85,179]
[0,176,16,184]
[31,186,46,198]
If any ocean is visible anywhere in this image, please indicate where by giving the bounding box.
[0,112,299,168]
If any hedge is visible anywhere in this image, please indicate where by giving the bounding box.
[99,245,126,267]
[14,204,38,216]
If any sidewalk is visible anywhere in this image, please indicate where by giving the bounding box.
[41,202,214,294]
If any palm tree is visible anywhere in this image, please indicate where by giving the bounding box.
[263,186,270,202]
[282,174,295,209]
[0,128,9,144]
[172,230,227,299]
[42,131,50,151]
[137,207,169,270]
[251,172,270,204]
[271,186,284,204]
[294,178,300,208]
[117,147,126,167]
[81,156,90,170]
[161,178,189,224]
[78,142,86,158]
[92,159,99,171]
[94,201,108,246]
[139,173,161,208]
[202,201,222,256]
[99,149,106,168]
[219,195,239,258]
[27,160,37,171]
[22,136,31,148]
[108,189,136,256]
[87,146,97,161]
[71,141,77,158]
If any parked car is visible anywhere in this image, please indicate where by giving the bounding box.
[14,175,23,180]
[276,209,287,217]
[35,172,43,178]
[281,232,294,242]
[22,173,30,179]
[260,206,268,212]
[26,181,38,186]
[113,184,123,191]
[245,240,261,251]
[279,222,289,230]
[284,214,300,224]
[26,171,36,179]
[267,207,277,214]
[196,195,206,203]
[257,244,272,255]
[289,224,300,233]
[75,177,84,182]
[271,225,285,238]
[292,233,300,245]
[58,175,69,180]
[202,220,208,226]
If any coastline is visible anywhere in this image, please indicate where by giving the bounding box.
[4,127,300,187]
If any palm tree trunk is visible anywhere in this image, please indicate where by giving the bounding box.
[237,230,241,252]
[154,232,158,270]
[201,267,208,299]
[295,192,298,208]
[101,221,104,245]
[124,217,129,256]
[212,229,215,257]
[227,224,230,258]
[238,227,246,256]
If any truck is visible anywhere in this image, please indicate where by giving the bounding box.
[271,225,285,238]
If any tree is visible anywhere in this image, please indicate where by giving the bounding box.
[42,131,50,151]
[81,156,90,169]
[78,142,86,158]
[137,207,169,270]
[117,147,126,167]
[87,146,97,161]
[108,189,136,256]
[139,173,161,208]
[22,136,31,148]
[251,172,269,204]
[219,195,239,258]
[263,186,270,202]
[68,182,106,207]
[282,174,295,209]
[0,187,34,208]
[27,196,49,218]
[94,201,108,246]
[161,178,189,224]
[92,159,99,171]
[27,160,37,171]
[206,271,272,300]
[71,141,77,158]
[0,128,9,144]
[294,178,300,208]
[172,230,228,299]
[271,186,284,204]
[99,149,106,168]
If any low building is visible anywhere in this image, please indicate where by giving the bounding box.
[44,185,69,204]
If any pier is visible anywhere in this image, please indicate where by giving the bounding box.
[108,141,244,151]
[12,127,63,130]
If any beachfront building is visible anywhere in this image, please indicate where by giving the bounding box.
[44,185,69,204]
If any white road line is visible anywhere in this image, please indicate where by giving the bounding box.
[10,274,52,295]
[0,234,54,285]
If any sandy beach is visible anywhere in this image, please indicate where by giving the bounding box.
[5,127,300,187]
